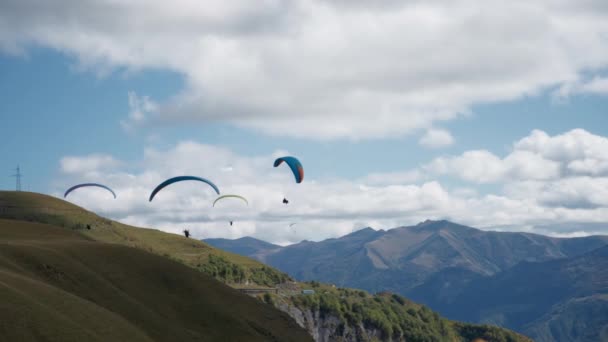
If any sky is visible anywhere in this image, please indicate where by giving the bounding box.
[1,0,608,244]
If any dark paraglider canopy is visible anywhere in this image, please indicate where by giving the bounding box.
[273,156,304,183]
[64,183,117,199]
[149,176,220,202]
[283,198,289,204]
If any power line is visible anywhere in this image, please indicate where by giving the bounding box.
[11,165,22,191]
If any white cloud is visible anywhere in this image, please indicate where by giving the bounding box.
[363,170,422,186]
[554,76,608,99]
[424,129,608,183]
[582,77,608,94]
[54,129,608,243]
[121,91,159,130]
[505,177,608,209]
[568,158,608,176]
[2,1,608,139]
[425,150,511,183]
[419,128,454,149]
[515,129,608,176]
[418,129,608,232]
[60,154,121,175]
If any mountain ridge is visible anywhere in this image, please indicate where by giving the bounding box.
[205,220,608,288]
[205,219,608,341]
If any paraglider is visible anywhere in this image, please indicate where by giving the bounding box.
[64,183,116,199]
[274,156,302,204]
[213,194,248,226]
[289,223,297,232]
[149,176,220,202]
[273,156,303,183]
[212,194,248,207]
[183,229,190,238]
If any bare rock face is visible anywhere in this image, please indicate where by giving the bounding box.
[276,303,386,342]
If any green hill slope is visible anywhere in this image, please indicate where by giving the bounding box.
[0,191,289,287]
[0,218,311,342]
[267,281,531,342]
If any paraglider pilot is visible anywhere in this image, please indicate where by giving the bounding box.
[283,198,289,204]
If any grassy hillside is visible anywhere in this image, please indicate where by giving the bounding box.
[0,191,289,287]
[0,218,312,341]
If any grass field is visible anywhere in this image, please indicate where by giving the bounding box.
[0,218,312,341]
[0,191,289,287]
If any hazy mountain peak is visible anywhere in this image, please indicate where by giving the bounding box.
[416,219,441,225]
[203,236,281,257]
[347,227,377,236]
[235,236,275,245]
[403,221,483,240]
[414,219,467,229]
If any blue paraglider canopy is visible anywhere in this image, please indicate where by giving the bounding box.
[273,156,303,183]
[64,183,117,199]
[149,176,220,202]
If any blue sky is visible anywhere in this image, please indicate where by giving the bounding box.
[1,1,608,243]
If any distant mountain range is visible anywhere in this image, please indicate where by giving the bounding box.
[205,220,608,342]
